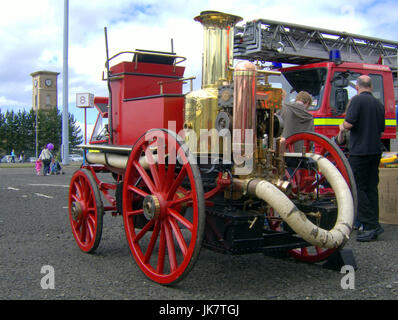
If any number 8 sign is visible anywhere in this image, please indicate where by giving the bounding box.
[76,93,94,108]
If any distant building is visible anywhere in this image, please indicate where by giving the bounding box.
[30,71,60,111]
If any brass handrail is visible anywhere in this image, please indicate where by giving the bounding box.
[107,50,186,72]
[158,77,196,94]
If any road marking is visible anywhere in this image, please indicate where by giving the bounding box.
[35,193,54,199]
[29,184,69,188]
[8,187,20,191]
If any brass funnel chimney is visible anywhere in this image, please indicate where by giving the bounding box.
[194,11,242,88]
[184,11,242,156]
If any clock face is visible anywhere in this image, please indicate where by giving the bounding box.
[45,79,52,87]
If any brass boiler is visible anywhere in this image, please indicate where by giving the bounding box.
[184,11,242,156]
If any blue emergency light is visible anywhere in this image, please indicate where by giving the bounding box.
[329,49,342,64]
[271,62,282,69]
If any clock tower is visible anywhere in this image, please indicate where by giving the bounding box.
[30,71,60,111]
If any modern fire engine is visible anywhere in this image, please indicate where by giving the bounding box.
[234,19,398,150]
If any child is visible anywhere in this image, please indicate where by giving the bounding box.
[35,159,42,176]
[50,158,63,175]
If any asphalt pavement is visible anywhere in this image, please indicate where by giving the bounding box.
[1,166,398,304]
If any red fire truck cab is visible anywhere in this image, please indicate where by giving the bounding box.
[280,61,397,150]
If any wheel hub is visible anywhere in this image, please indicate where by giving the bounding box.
[143,195,160,220]
[71,202,83,221]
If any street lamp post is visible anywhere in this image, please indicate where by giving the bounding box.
[35,108,38,159]
[62,0,69,165]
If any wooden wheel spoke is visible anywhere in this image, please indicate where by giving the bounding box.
[85,182,94,203]
[73,181,83,200]
[144,221,161,264]
[133,160,156,193]
[318,146,327,156]
[81,178,90,201]
[74,216,83,230]
[71,193,80,203]
[134,219,155,243]
[156,224,166,274]
[86,216,95,241]
[303,140,310,150]
[158,163,166,191]
[125,209,144,218]
[144,146,161,190]
[167,164,188,200]
[164,163,176,192]
[169,193,193,208]
[162,138,178,190]
[86,206,95,213]
[168,216,188,256]
[127,185,149,199]
[155,137,167,189]
[79,219,87,242]
[168,207,193,231]
[164,220,178,272]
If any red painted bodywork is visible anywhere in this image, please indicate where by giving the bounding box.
[111,96,184,146]
[108,60,185,146]
[281,62,397,143]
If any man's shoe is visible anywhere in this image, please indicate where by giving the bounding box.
[356,229,378,242]
[375,226,384,237]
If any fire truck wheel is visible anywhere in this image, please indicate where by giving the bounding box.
[123,129,205,285]
[284,131,357,263]
[68,168,104,253]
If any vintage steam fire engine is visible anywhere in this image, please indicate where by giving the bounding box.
[68,11,356,285]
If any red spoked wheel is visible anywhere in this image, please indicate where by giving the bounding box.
[123,129,205,285]
[69,169,104,253]
[284,131,357,263]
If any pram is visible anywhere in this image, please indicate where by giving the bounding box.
[50,160,64,175]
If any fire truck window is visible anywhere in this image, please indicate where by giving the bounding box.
[330,71,361,114]
[282,68,327,111]
[91,115,109,142]
[369,74,385,105]
[330,72,385,114]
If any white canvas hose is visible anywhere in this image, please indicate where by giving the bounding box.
[86,152,155,170]
[236,153,354,248]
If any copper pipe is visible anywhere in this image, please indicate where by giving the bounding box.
[232,61,257,174]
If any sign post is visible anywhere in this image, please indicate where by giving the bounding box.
[76,93,94,164]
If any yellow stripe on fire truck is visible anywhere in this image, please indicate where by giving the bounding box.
[314,118,397,127]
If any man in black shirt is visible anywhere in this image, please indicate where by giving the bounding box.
[338,75,385,242]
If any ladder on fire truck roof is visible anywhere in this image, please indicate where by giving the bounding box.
[234,18,398,69]
[234,19,398,100]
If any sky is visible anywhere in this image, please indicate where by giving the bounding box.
[0,0,397,139]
